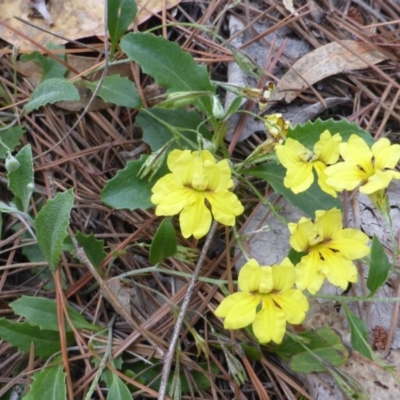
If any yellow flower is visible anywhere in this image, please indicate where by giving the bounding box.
[325,134,400,194]
[151,149,244,239]
[288,208,370,294]
[215,258,309,344]
[275,130,342,197]
[264,113,290,139]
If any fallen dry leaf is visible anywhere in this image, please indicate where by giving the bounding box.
[270,40,387,103]
[0,0,182,52]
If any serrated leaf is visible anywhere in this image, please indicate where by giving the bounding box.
[107,374,132,400]
[21,43,67,81]
[24,78,80,113]
[76,231,107,270]
[0,126,25,158]
[137,108,211,152]
[367,235,391,295]
[342,303,374,360]
[275,326,348,372]
[83,75,142,108]
[246,163,341,216]
[11,296,101,333]
[120,32,215,112]
[0,319,63,357]
[288,118,374,147]
[34,189,74,270]
[107,0,137,54]
[149,219,177,264]
[8,144,34,212]
[101,155,168,210]
[23,362,66,400]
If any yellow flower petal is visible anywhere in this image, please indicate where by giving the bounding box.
[359,170,397,194]
[314,208,342,241]
[284,163,314,193]
[252,298,286,344]
[295,252,325,294]
[272,289,309,324]
[341,135,374,175]
[239,259,273,294]
[179,194,211,239]
[330,228,370,259]
[318,249,358,290]
[313,161,337,197]
[288,217,318,251]
[206,191,244,226]
[325,161,366,191]
[314,131,342,164]
[372,138,400,170]
[276,139,309,168]
[215,159,234,191]
[214,292,260,329]
[271,260,295,292]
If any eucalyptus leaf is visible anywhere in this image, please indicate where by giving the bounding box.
[102,155,168,210]
[8,144,34,212]
[24,78,80,113]
[120,32,215,113]
[83,75,142,108]
[342,303,374,360]
[107,0,137,54]
[367,235,391,295]
[34,189,75,270]
[11,296,101,333]
[246,163,341,216]
[149,218,177,264]
[23,362,66,400]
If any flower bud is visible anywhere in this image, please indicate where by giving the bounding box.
[5,153,20,172]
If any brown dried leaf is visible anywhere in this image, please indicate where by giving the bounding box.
[0,0,182,52]
[270,40,387,103]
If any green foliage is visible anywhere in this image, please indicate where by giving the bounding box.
[0,126,25,158]
[246,163,341,216]
[8,144,34,212]
[23,362,66,400]
[23,78,80,113]
[120,32,215,113]
[20,43,67,81]
[76,231,107,270]
[137,108,211,152]
[274,327,348,372]
[101,155,168,210]
[149,218,177,264]
[107,374,132,400]
[342,303,374,360]
[34,189,75,270]
[288,118,375,147]
[107,0,137,54]
[367,235,391,296]
[0,319,66,357]
[83,75,142,108]
[11,296,101,333]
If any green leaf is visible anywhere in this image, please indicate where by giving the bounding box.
[34,189,75,270]
[24,78,80,113]
[21,43,67,81]
[367,235,391,295]
[287,248,307,265]
[342,303,374,360]
[107,0,137,54]
[76,231,107,270]
[8,144,34,212]
[83,75,142,108]
[246,163,341,216]
[11,296,101,333]
[23,362,66,400]
[107,374,132,400]
[101,155,168,210]
[120,32,215,112]
[137,108,211,152]
[0,319,63,357]
[274,327,348,372]
[288,118,374,147]
[149,219,177,264]
[0,126,25,158]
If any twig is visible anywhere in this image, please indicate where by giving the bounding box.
[158,221,218,400]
